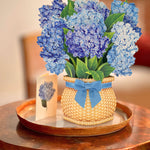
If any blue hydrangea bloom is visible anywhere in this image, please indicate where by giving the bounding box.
[111,22,139,51]
[74,0,110,20]
[107,45,136,76]
[67,9,107,34]
[39,82,55,101]
[37,16,67,56]
[37,16,68,75]
[111,0,138,27]
[111,0,142,35]
[44,55,67,75]
[107,22,140,76]
[65,24,110,58]
[39,0,66,28]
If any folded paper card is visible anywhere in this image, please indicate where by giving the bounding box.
[36,73,57,121]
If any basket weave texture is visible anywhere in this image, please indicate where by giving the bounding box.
[61,76,116,125]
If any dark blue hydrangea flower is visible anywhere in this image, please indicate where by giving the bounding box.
[65,24,110,58]
[74,0,110,20]
[133,26,142,36]
[39,81,55,101]
[107,22,140,76]
[37,16,68,75]
[37,16,67,56]
[111,0,142,35]
[39,0,66,28]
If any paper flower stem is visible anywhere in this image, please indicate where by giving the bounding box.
[41,100,47,108]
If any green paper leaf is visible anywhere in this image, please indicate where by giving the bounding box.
[102,42,114,63]
[104,32,115,40]
[76,58,89,78]
[85,57,88,68]
[86,70,104,81]
[63,43,75,61]
[105,13,125,31]
[65,61,75,77]
[97,57,103,68]
[60,0,77,18]
[63,28,70,35]
[97,63,115,77]
[68,1,77,16]
[70,57,76,69]
[88,56,98,71]
[109,10,112,15]
[63,43,68,53]
[105,42,114,52]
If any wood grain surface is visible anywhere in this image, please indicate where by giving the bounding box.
[0,100,150,150]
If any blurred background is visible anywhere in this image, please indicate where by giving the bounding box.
[0,0,150,107]
[0,0,49,105]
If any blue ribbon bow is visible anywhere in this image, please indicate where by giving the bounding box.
[66,79,112,108]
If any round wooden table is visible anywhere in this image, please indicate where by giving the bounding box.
[0,100,150,150]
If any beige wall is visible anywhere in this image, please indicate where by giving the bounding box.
[0,0,50,105]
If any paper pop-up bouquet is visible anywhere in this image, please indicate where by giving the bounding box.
[37,0,141,125]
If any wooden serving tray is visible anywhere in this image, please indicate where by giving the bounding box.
[16,99,132,137]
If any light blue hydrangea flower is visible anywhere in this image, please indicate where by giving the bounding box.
[44,55,68,75]
[111,0,142,36]
[74,0,110,20]
[111,0,138,26]
[65,24,110,58]
[39,82,55,101]
[107,45,136,76]
[107,22,140,76]
[37,16,68,75]
[39,0,66,28]
[111,22,139,51]
[67,9,107,34]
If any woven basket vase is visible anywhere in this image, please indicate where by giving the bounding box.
[61,76,116,125]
